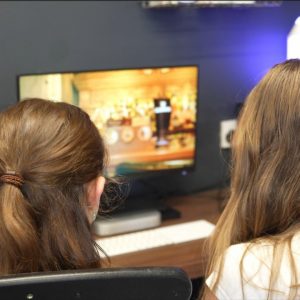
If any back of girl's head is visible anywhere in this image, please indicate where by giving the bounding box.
[0,98,106,274]
[205,59,300,296]
[205,59,300,300]
[234,59,300,172]
[230,59,300,240]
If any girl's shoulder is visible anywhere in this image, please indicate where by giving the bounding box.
[207,234,300,299]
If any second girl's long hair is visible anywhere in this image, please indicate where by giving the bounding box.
[0,99,107,275]
[205,59,300,299]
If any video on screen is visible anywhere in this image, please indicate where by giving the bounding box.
[19,66,198,176]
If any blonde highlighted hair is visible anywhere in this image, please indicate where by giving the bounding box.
[205,59,300,299]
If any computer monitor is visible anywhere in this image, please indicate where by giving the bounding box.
[17,66,198,179]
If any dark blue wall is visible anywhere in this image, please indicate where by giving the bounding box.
[0,1,299,195]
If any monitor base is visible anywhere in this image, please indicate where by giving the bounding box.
[160,206,181,220]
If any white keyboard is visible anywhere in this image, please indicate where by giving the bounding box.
[96,219,215,257]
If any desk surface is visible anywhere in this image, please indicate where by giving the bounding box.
[100,189,226,279]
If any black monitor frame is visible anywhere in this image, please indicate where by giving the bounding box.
[16,64,199,181]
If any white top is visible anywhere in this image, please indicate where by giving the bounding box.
[206,234,300,300]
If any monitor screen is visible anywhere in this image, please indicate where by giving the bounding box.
[18,66,198,177]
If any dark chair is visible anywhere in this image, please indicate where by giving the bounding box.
[0,267,192,300]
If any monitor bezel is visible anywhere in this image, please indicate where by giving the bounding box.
[16,63,199,179]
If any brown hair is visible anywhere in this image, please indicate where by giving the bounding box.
[0,98,107,275]
[205,59,300,299]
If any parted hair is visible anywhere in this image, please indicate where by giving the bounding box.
[205,59,300,299]
[0,98,107,275]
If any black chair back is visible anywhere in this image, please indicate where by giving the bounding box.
[0,267,192,300]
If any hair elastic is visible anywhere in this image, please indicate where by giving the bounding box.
[0,171,24,188]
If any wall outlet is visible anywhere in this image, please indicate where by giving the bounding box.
[220,119,237,149]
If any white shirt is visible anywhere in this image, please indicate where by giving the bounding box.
[206,234,300,300]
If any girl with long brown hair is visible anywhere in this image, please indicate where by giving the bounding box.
[204,59,300,299]
[0,98,107,275]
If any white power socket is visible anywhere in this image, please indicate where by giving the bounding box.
[220,119,237,149]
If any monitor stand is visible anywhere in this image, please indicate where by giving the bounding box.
[93,194,181,236]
